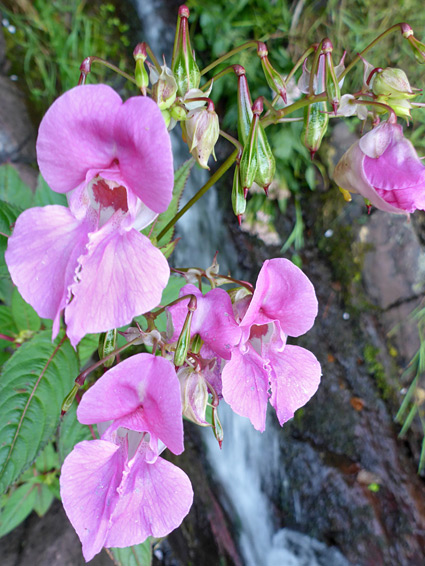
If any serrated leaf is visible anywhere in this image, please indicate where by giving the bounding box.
[0,165,34,210]
[0,305,18,348]
[12,288,41,333]
[111,539,152,566]
[0,482,37,537]
[33,483,55,517]
[0,331,79,493]
[34,175,67,207]
[160,237,179,259]
[143,159,193,246]
[58,404,92,464]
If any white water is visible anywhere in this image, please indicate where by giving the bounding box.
[134,2,352,564]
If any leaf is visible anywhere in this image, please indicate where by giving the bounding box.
[143,159,194,246]
[0,200,22,237]
[35,442,59,473]
[34,174,67,207]
[12,288,41,333]
[0,305,18,349]
[111,539,152,566]
[0,482,37,537]
[58,403,92,464]
[0,331,79,493]
[0,165,34,210]
[77,333,99,367]
[33,483,55,517]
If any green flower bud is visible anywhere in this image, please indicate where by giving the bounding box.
[257,42,287,104]
[171,5,201,96]
[98,329,117,368]
[61,384,79,415]
[301,101,329,159]
[133,43,149,95]
[372,68,416,99]
[150,64,178,110]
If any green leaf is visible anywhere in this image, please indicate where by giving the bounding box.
[12,288,41,333]
[77,333,99,367]
[0,482,37,537]
[0,200,22,237]
[111,539,152,566]
[35,442,59,473]
[0,331,79,493]
[0,165,34,210]
[33,483,55,516]
[58,404,92,464]
[154,275,189,334]
[143,159,193,246]
[0,305,18,348]
[34,174,67,207]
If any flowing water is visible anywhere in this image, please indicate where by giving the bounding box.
[135,2,352,564]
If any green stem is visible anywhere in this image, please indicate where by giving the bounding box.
[219,129,243,151]
[285,44,317,85]
[156,149,238,240]
[338,23,405,82]
[201,65,235,92]
[261,93,327,127]
[201,40,259,76]
[309,40,323,95]
[87,56,138,86]
[145,44,162,72]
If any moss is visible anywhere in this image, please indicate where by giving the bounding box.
[363,344,394,401]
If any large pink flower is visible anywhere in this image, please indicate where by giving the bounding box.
[333,120,425,214]
[168,259,321,432]
[5,85,174,346]
[60,354,193,562]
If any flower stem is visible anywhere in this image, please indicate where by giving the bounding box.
[84,56,138,86]
[338,23,406,82]
[201,40,259,76]
[156,149,238,241]
[201,65,235,92]
[219,129,243,152]
[261,93,327,127]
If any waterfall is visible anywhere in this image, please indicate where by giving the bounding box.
[134,2,352,564]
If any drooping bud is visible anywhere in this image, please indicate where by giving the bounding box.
[239,97,263,192]
[181,100,220,169]
[322,38,340,115]
[133,43,149,95]
[79,57,92,85]
[301,101,329,159]
[98,329,117,368]
[174,295,197,367]
[171,103,187,122]
[257,41,287,104]
[61,384,79,415]
[212,406,224,448]
[406,33,425,64]
[150,63,178,109]
[372,67,416,98]
[171,5,201,96]
[178,366,209,426]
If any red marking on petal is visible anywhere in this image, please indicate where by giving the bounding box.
[249,324,269,340]
[92,179,128,213]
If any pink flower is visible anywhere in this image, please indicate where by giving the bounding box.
[168,259,321,432]
[5,84,174,346]
[60,354,193,562]
[333,120,425,214]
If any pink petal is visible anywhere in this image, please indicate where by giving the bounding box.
[65,227,169,347]
[269,345,321,425]
[222,345,269,432]
[358,121,395,158]
[60,439,125,562]
[37,85,122,194]
[105,449,193,548]
[114,96,174,213]
[5,206,91,338]
[333,141,406,214]
[77,354,184,455]
[241,259,318,337]
[168,284,241,360]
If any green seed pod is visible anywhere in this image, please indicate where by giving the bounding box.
[171,5,201,96]
[301,101,329,158]
[98,329,117,368]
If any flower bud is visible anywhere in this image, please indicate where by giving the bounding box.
[174,295,197,367]
[178,366,209,426]
[232,163,246,223]
[257,42,287,104]
[372,67,416,99]
[301,101,329,159]
[98,329,117,368]
[61,384,79,415]
[133,43,149,95]
[150,64,178,110]
[181,101,220,169]
[171,5,201,96]
[406,34,425,64]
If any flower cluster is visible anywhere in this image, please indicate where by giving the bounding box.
[168,259,321,432]
[60,354,193,561]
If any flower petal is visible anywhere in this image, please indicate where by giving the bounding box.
[241,259,318,337]
[65,228,169,347]
[60,439,125,562]
[37,85,122,194]
[114,96,174,213]
[269,345,321,425]
[105,448,193,548]
[168,284,241,360]
[5,206,91,339]
[77,354,184,455]
[222,345,269,432]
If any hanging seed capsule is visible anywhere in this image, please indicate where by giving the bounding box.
[257,41,287,104]
[174,295,197,367]
[232,163,246,222]
[98,328,117,368]
[301,101,329,159]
